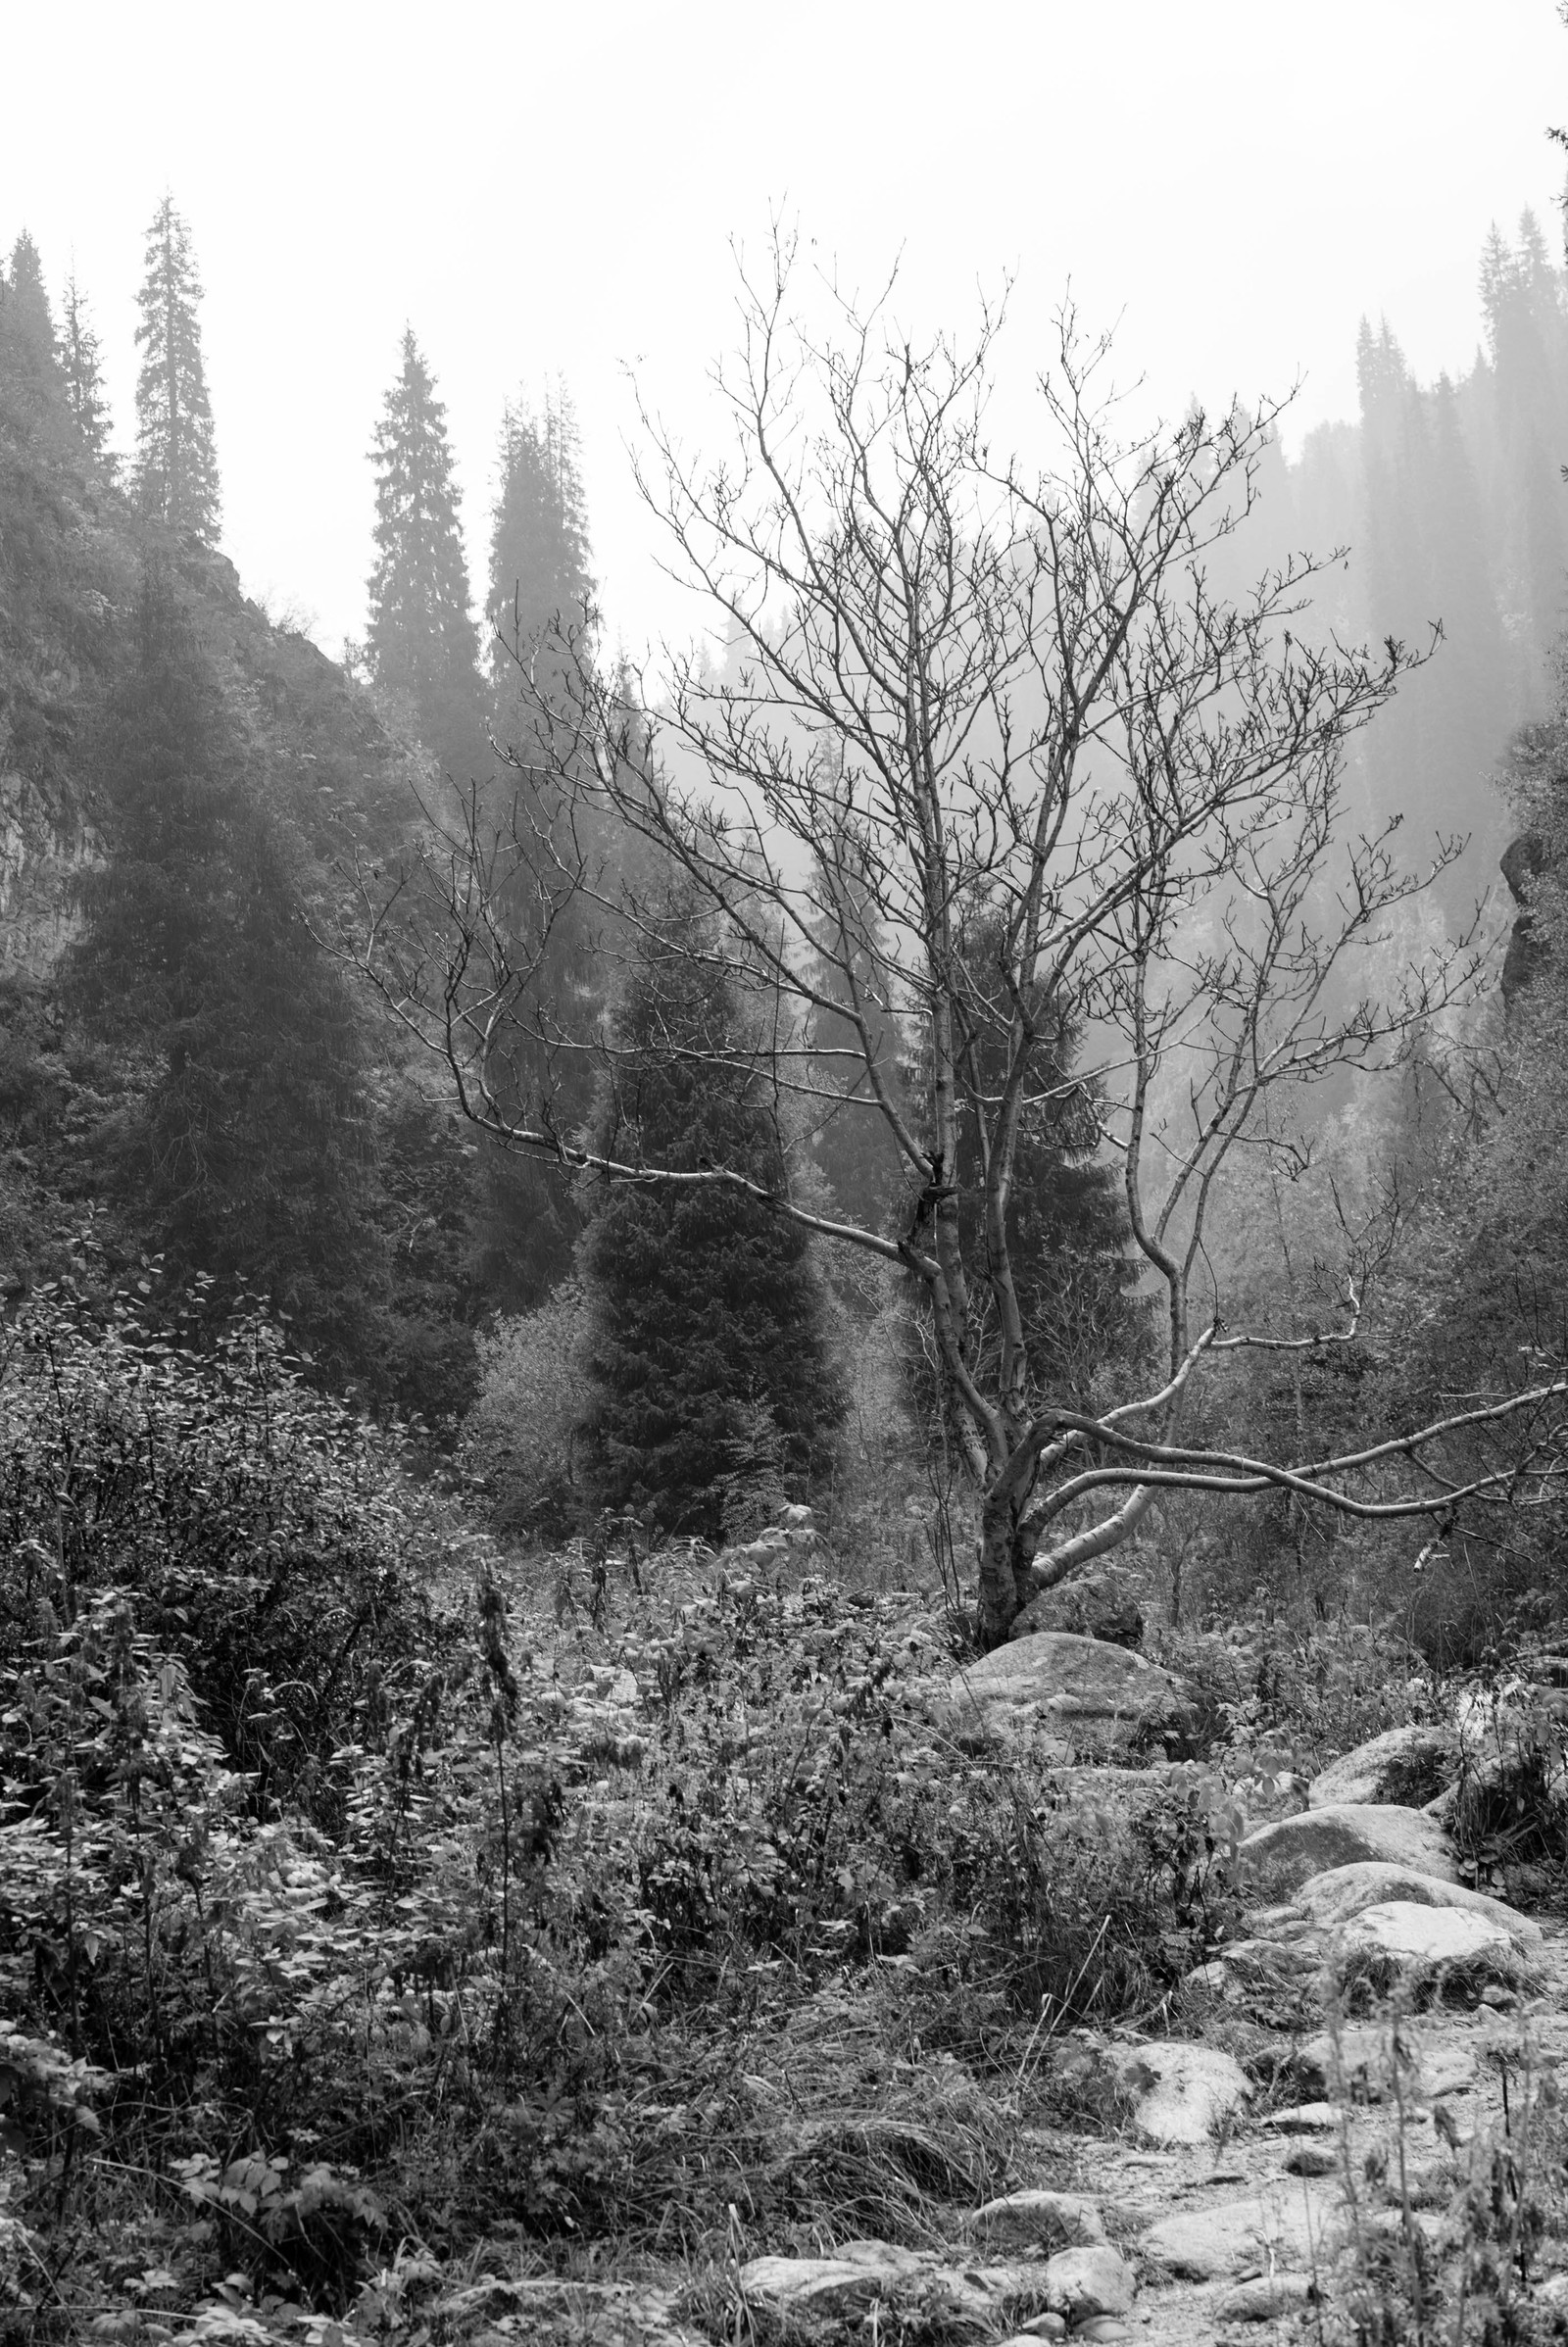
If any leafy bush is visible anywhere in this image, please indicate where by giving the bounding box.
[1152,1614,1441,1779]
[462,1280,591,1536]
[0,1288,436,1816]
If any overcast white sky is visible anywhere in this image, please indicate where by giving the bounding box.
[4,1,1564,661]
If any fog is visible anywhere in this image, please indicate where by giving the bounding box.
[4,0,1564,660]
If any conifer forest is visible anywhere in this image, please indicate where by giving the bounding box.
[11,15,1568,2343]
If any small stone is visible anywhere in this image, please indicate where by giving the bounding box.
[1069,2323,1135,2344]
[1217,2274,1318,2322]
[1284,2141,1340,2176]
[1043,2243,1135,2320]
[1115,2041,1250,2144]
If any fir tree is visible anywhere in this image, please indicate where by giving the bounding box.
[1,231,59,387]
[365,328,482,767]
[578,912,843,1536]
[132,196,220,545]
[59,269,114,464]
[488,385,593,687]
[72,562,378,1370]
[476,382,607,1312]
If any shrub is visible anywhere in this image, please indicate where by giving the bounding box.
[462,1280,591,1536]
[0,1288,436,1817]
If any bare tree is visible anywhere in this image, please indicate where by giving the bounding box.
[356,229,1568,1645]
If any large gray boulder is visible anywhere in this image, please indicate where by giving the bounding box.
[947,1632,1192,1755]
[1237,1803,1456,1901]
[1331,1900,1542,1999]
[1257,1860,1544,1951]
[1307,1725,1454,1810]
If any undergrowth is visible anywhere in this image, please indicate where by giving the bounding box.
[0,1291,1250,2340]
[7,1290,1562,2341]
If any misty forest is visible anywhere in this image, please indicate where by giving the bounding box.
[11,55,1568,2347]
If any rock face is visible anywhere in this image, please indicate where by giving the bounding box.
[1237,1802,1456,1900]
[1260,1860,1544,1950]
[1332,1899,1541,1996]
[1307,1725,1454,1810]
[1500,828,1551,1003]
[948,1633,1191,1755]
[1009,1565,1146,1649]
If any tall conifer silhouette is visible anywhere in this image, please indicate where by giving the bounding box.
[365,329,481,765]
[59,269,114,463]
[132,196,220,544]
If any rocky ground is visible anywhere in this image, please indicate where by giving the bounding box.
[452,1633,1568,2346]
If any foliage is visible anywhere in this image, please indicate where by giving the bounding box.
[0,1288,438,1812]
[132,195,220,546]
[462,1281,592,1535]
[0,1301,1255,2337]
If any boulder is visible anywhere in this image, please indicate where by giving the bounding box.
[961,2189,1107,2252]
[1289,2022,1477,2103]
[1331,1899,1542,1999]
[738,2243,1046,2327]
[1042,2244,1134,2320]
[947,1633,1192,1755]
[1261,2102,1343,2133]
[1142,2184,1343,2280]
[1009,1566,1146,1649]
[1114,2040,1250,2144]
[1307,1725,1454,1810]
[1258,1860,1544,1951]
[1218,2274,1319,2322]
[1237,1803,1456,1900]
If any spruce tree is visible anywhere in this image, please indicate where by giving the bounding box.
[2,232,59,386]
[59,270,114,464]
[72,562,378,1372]
[132,196,220,545]
[474,383,606,1311]
[365,329,482,768]
[578,914,843,1537]
[488,385,593,687]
